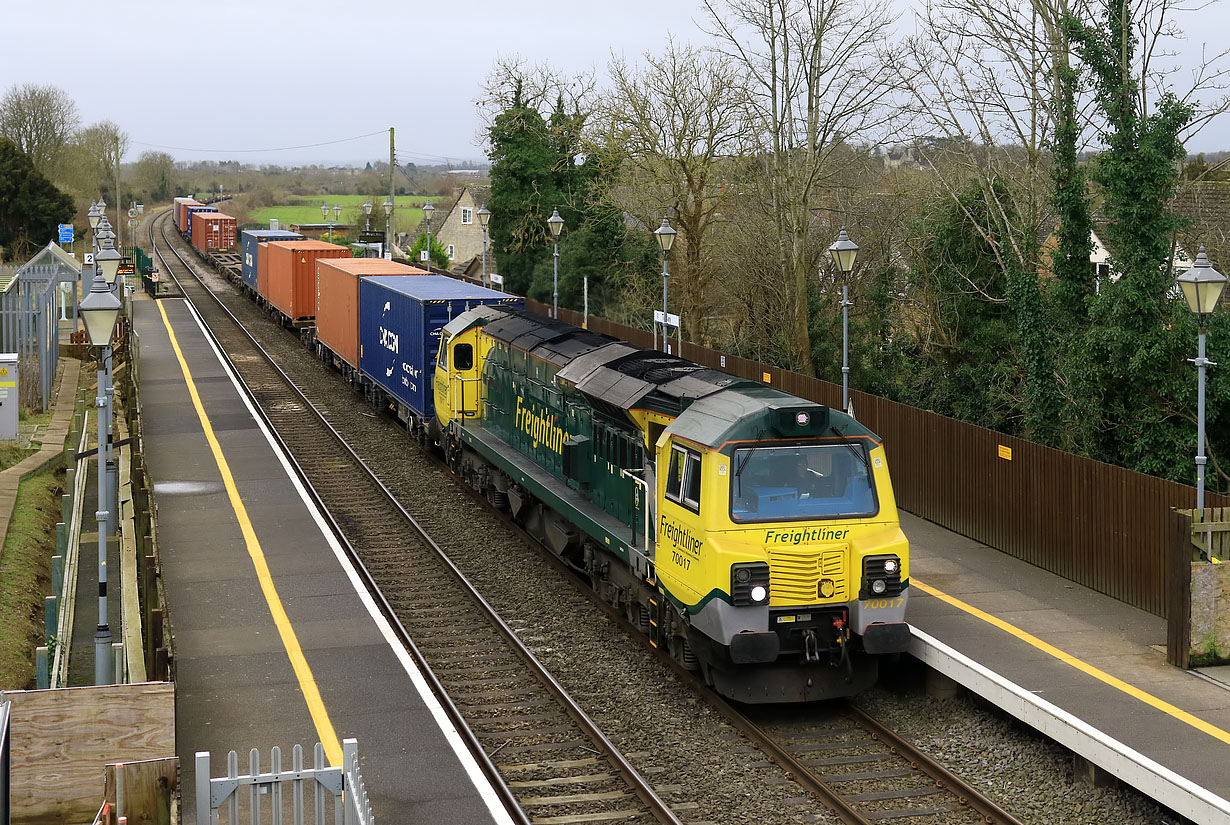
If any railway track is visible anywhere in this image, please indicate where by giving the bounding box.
[150,213,1028,825]
[149,213,684,825]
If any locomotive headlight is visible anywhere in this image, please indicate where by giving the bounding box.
[751,585,768,603]
[735,568,751,583]
[883,559,898,574]
[871,579,887,595]
[731,562,770,606]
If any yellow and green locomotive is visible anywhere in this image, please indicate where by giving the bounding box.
[432,306,909,702]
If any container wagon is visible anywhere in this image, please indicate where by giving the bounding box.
[183,204,218,242]
[241,229,303,295]
[263,240,351,327]
[191,212,238,252]
[314,258,429,381]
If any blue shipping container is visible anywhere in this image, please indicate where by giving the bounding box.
[183,205,218,240]
[358,275,523,419]
[240,230,303,291]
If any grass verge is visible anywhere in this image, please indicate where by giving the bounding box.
[0,443,35,471]
[0,465,64,690]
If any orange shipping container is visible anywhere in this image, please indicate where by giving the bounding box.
[315,259,430,368]
[191,212,237,251]
[264,240,351,325]
[176,198,200,232]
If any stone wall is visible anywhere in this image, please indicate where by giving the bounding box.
[1189,561,1230,664]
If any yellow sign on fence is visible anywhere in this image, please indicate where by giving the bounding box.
[998,444,1012,461]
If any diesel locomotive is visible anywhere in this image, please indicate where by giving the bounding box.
[431,306,910,702]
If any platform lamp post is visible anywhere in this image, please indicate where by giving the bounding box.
[362,201,373,232]
[321,204,333,243]
[422,201,435,270]
[828,227,860,414]
[478,205,491,289]
[383,196,394,259]
[547,207,564,320]
[654,217,676,351]
[1177,246,1227,538]
[94,235,123,535]
[79,270,122,685]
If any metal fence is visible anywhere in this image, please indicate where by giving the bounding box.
[531,299,1226,619]
[0,263,66,411]
[196,741,373,825]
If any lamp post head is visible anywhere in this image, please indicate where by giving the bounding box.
[88,202,101,230]
[333,204,342,220]
[477,204,491,228]
[362,201,373,216]
[547,207,565,239]
[654,217,676,254]
[828,227,860,274]
[96,197,106,214]
[95,241,122,285]
[321,204,329,219]
[1177,244,1228,317]
[383,196,394,217]
[422,201,435,220]
[79,271,122,347]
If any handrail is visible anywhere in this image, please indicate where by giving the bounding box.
[51,406,90,688]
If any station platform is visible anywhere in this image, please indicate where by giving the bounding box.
[904,511,1230,823]
[131,294,512,824]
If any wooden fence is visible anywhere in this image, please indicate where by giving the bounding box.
[529,299,1226,618]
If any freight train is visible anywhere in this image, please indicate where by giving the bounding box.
[174,214,911,702]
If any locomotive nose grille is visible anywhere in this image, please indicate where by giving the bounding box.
[767,545,848,604]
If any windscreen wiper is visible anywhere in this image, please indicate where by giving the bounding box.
[830,426,870,473]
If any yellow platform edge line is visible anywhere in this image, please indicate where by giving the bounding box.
[912,578,1230,746]
[156,300,343,766]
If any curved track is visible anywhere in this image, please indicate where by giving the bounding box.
[153,213,1028,825]
[150,212,684,825]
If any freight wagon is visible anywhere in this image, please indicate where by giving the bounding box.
[262,240,351,327]
[191,212,238,252]
[313,258,430,381]
[173,197,200,232]
[240,229,303,295]
[357,275,522,442]
[183,204,218,242]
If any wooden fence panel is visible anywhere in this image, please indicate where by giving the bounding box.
[0,683,174,825]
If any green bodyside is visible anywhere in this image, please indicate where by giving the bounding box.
[483,341,646,541]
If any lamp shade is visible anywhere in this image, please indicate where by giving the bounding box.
[547,207,564,238]
[362,201,373,216]
[79,272,122,347]
[87,202,101,230]
[422,202,435,218]
[333,204,342,219]
[321,204,329,218]
[1177,245,1227,316]
[96,245,122,285]
[383,196,394,216]
[477,205,491,228]
[828,227,860,273]
[654,217,676,253]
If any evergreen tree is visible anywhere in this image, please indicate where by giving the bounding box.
[1067,1,1197,477]
[0,137,73,261]
[487,81,558,297]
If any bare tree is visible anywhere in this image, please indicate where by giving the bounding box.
[134,151,175,202]
[475,55,598,140]
[0,83,78,175]
[61,120,130,202]
[703,0,901,374]
[604,42,748,341]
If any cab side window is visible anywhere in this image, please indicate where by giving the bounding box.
[454,343,474,370]
[665,444,702,514]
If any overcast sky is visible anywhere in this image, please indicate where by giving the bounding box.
[5,0,1228,167]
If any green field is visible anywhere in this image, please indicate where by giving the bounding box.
[250,195,453,230]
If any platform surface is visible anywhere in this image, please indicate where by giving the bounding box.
[905,509,1230,810]
[133,296,508,824]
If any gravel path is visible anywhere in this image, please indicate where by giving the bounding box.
[173,236,1188,825]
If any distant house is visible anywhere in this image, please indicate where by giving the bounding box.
[432,184,491,272]
[1173,181,1230,267]
[1038,222,1192,292]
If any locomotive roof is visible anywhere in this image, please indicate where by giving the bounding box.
[482,307,757,415]
[666,385,880,451]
